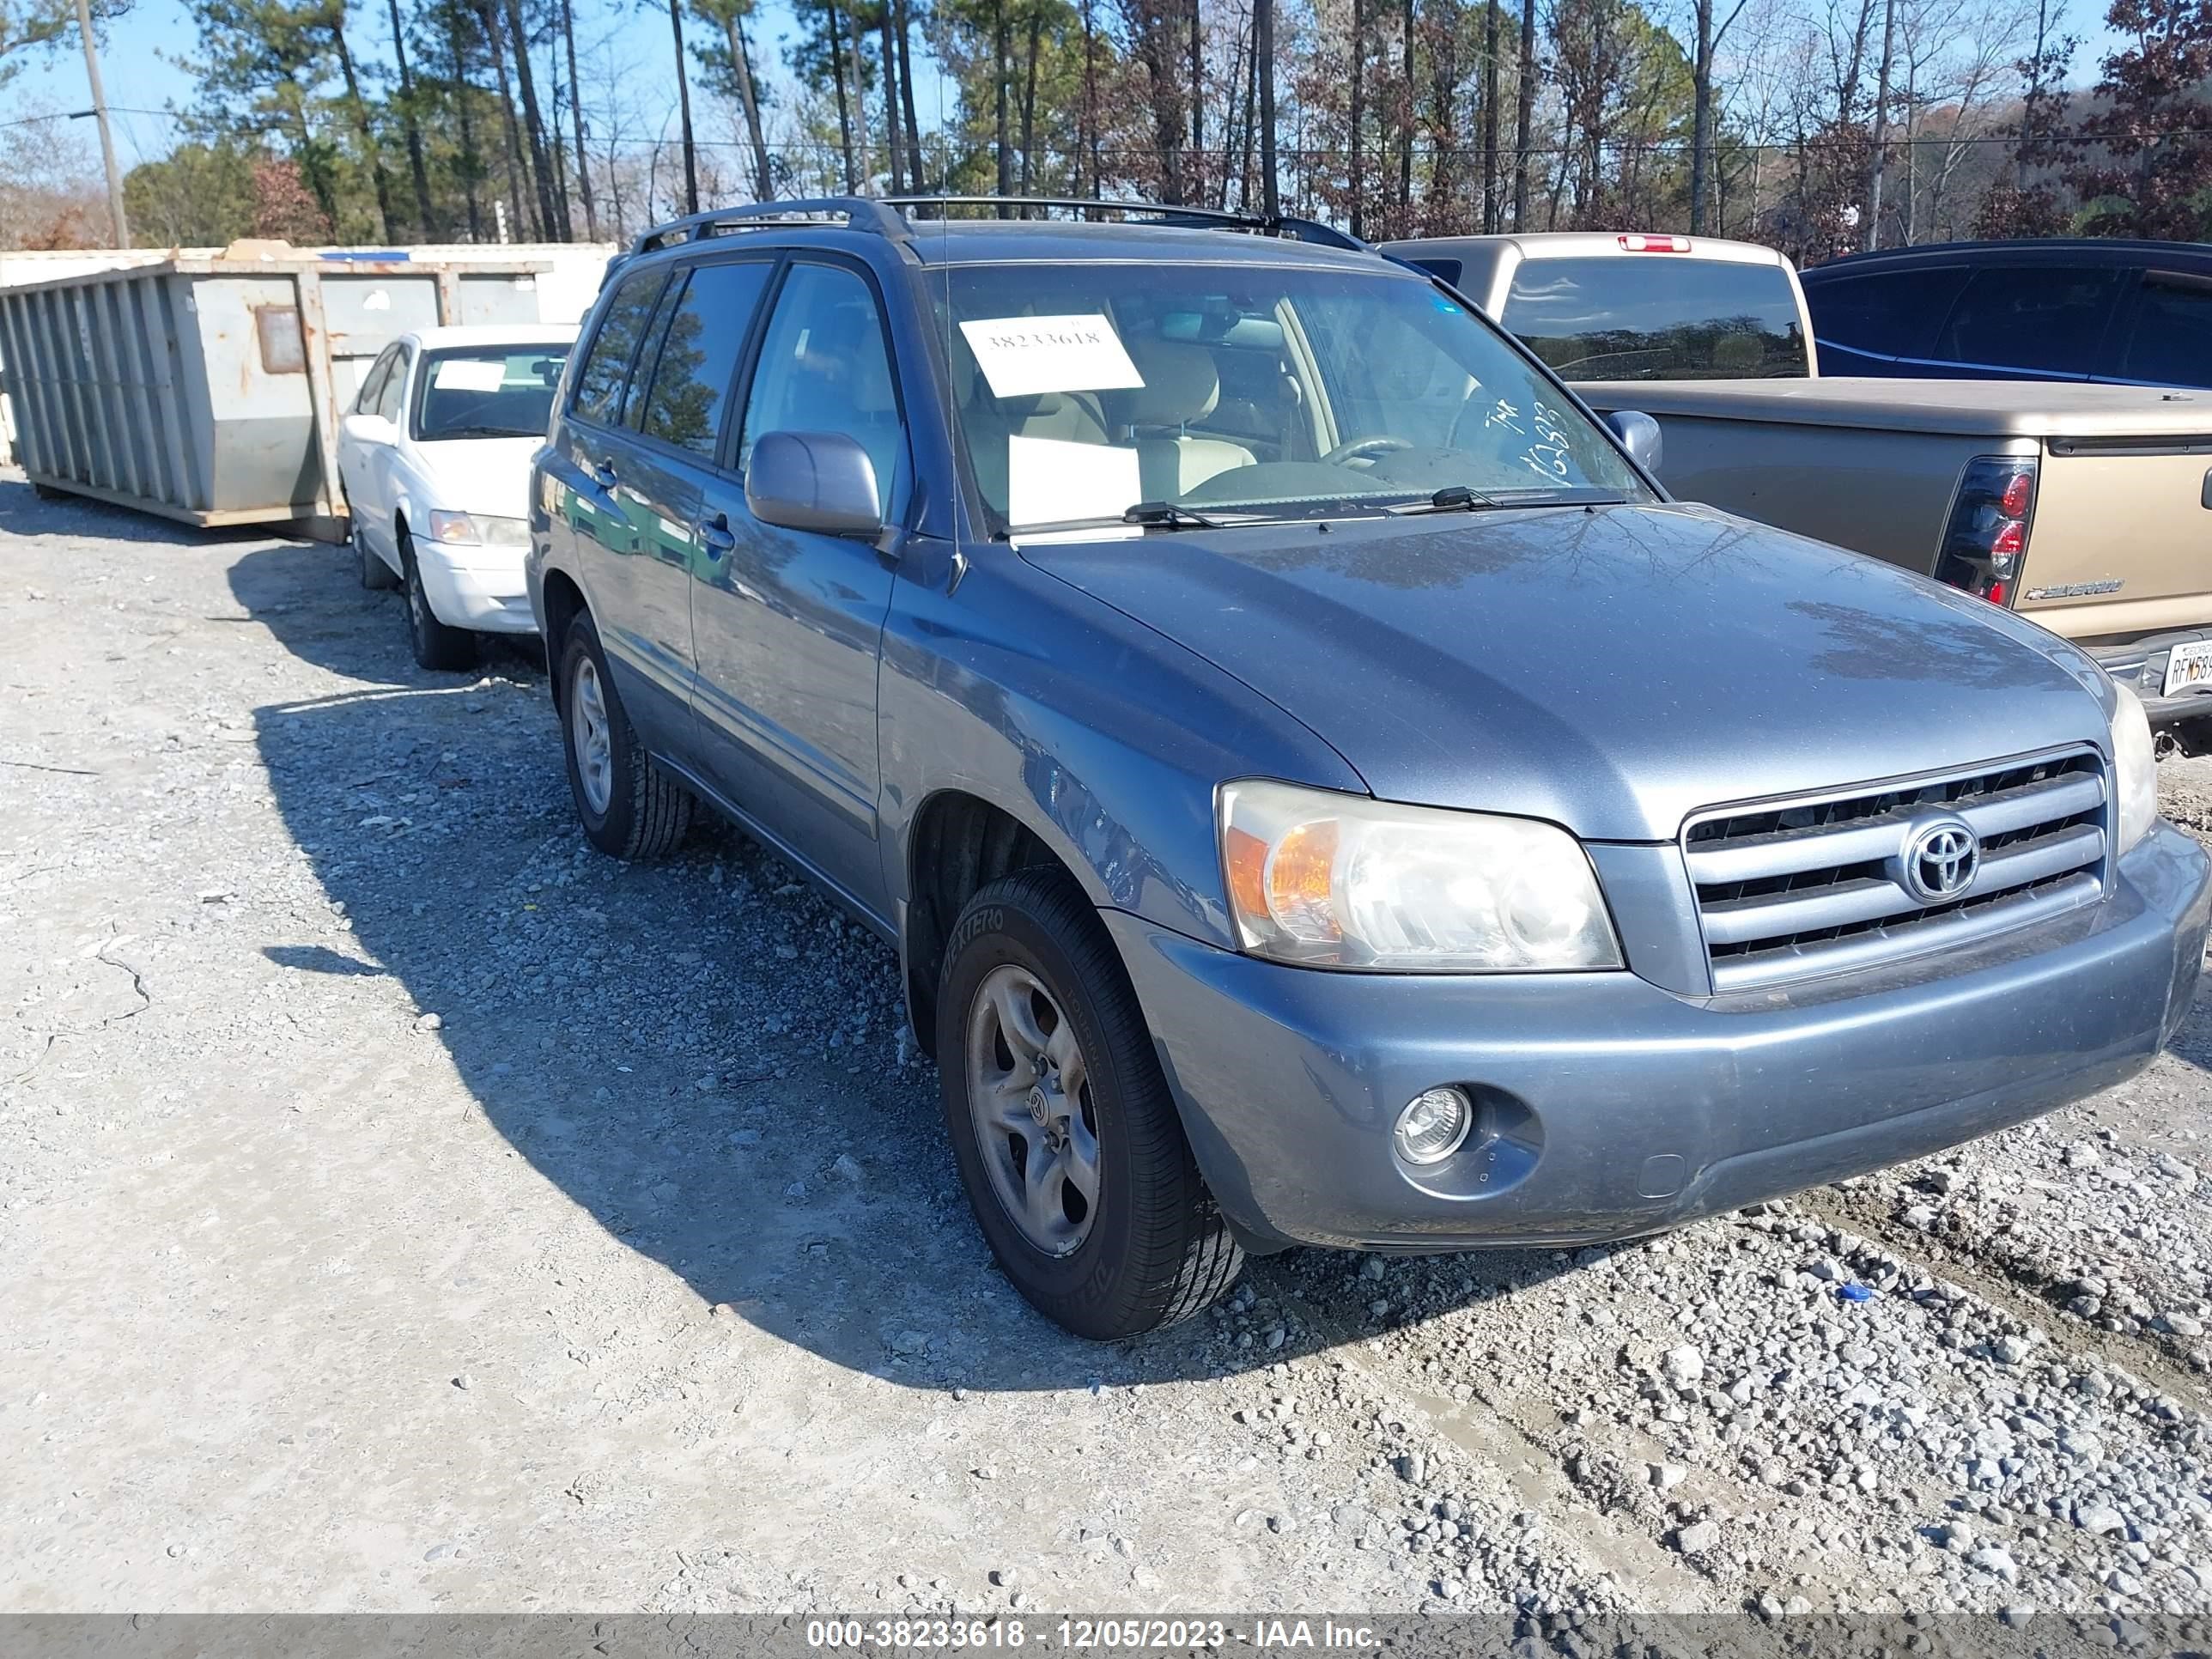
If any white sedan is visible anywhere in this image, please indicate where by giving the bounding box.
[337,324,578,670]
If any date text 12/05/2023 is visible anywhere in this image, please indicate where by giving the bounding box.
[803,1619,1383,1650]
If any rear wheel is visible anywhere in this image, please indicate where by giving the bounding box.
[938,868,1241,1340]
[557,613,692,860]
[399,526,476,672]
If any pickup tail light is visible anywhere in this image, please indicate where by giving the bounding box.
[1618,234,1692,252]
[1936,457,2038,607]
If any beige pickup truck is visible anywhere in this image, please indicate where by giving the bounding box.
[1388,232,2212,722]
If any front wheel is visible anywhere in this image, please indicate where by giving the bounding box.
[938,868,1241,1340]
[400,527,477,672]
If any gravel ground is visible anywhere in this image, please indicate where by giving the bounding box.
[4,478,2212,1621]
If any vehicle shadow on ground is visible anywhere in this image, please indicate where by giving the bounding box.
[222,533,1590,1392]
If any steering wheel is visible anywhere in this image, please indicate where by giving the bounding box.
[1321,434,1414,467]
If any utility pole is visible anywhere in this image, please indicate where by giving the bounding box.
[73,0,129,247]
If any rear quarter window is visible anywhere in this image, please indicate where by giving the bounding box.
[2119,270,2212,386]
[570,269,667,427]
[1803,266,1968,360]
[1933,264,2125,377]
[1502,256,1809,380]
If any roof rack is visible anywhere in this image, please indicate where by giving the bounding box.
[884,195,1367,252]
[628,198,911,257]
[623,194,1369,263]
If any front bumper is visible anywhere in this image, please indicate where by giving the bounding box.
[416,544,537,635]
[2089,631,2212,724]
[1109,821,2209,1253]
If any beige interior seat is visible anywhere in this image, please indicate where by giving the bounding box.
[1111,340,1256,501]
[958,364,1112,507]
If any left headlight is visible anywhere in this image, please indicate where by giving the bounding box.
[2112,682,2157,854]
[1218,780,1622,972]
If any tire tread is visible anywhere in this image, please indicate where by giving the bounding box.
[945,867,1242,1338]
[561,614,691,861]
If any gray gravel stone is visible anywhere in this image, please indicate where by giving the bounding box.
[1672,1521,1720,1555]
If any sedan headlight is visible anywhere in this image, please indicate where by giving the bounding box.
[426,511,529,548]
[2112,682,2157,854]
[1218,780,1622,971]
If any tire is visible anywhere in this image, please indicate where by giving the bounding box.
[356,520,399,590]
[938,867,1242,1340]
[556,612,692,860]
[399,526,477,672]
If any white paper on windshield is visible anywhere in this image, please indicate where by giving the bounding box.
[959,314,1145,399]
[1006,434,1141,529]
[434,357,508,392]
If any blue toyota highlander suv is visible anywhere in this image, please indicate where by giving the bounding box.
[527,198,2209,1340]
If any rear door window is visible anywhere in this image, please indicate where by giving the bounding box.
[635,259,775,456]
[1501,256,1809,380]
[2117,270,2212,387]
[622,276,690,430]
[1806,267,1968,360]
[354,345,397,414]
[1932,265,2124,377]
[374,349,408,422]
[571,269,667,427]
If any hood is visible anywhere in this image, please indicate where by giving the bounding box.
[1021,503,2112,842]
[413,436,543,521]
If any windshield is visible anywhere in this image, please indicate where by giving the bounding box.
[1502,258,1809,380]
[937,262,1644,532]
[412,344,572,441]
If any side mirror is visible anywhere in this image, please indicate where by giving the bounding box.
[1604,410,1663,478]
[745,430,883,538]
[343,411,396,446]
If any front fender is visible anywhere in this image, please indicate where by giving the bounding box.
[877,538,1364,952]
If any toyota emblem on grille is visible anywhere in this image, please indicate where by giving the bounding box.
[1902,818,1980,902]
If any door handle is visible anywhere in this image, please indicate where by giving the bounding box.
[700,514,736,556]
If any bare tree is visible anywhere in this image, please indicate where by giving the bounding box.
[1256,0,1278,213]
[1688,0,1753,231]
[1863,0,1897,245]
[1510,0,1537,223]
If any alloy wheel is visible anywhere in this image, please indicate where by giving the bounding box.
[570,654,615,816]
[965,963,1101,1256]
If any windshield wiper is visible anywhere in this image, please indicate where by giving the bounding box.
[1386,483,1508,516]
[1002,503,1269,538]
[434,424,543,440]
[1387,484,1633,516]
[1123,500,1226,529]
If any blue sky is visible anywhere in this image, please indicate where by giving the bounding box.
[0,0,2132,181]
[0,0,962,176]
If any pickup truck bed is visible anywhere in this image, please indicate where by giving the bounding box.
[1574,378,2212,717]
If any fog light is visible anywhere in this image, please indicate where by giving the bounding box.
[1395,1086,1473,1165]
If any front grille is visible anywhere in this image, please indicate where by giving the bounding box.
[1684,749,2108,991]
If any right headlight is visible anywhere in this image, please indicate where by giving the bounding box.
[2111,681,2157,854]
[1218,779,1622,972]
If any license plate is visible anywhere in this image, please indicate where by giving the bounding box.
[2164,641,2212,699]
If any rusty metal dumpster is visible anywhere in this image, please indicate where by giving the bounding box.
[0,246,557,538]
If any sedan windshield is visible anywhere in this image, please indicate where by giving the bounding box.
[413,344,571,441]
[938,260,1644,532]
